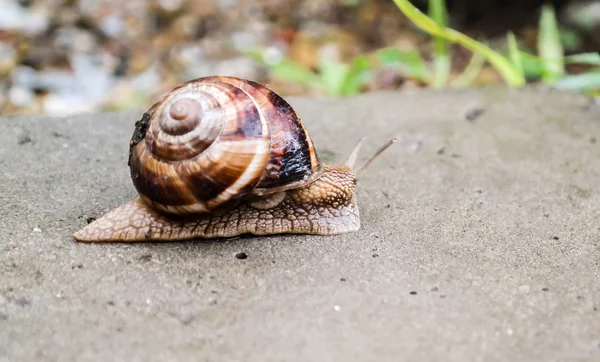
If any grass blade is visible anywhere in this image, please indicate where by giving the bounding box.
[565,52,600,66]
[552,68,600,91]
[429,0,450,87]
[450,52,486,87]
[507,31,524,77]
[538,4,564,83]
[391,0,525,87]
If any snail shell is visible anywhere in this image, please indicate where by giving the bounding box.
[73,76,396,242]
[128,76,323,215]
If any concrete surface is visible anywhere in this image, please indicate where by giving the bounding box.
[1,85,600,362]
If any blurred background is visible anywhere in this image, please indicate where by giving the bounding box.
[1,0,599,116]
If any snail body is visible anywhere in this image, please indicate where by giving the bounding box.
[73,76,395,242]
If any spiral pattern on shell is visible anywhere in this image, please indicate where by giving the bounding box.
[128,76,322,215]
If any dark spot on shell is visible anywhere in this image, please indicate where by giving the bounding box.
[128,112,151,166]
[235,252,248,260]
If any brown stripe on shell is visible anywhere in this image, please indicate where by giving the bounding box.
[181,139,270,211]
[129,145,197,208]
[196,79,272,210]
[197,76,323,193]
[211,85,264,141]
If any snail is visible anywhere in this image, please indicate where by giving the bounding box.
[73,76,395,242]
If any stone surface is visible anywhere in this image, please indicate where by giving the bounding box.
[1,86,600,361]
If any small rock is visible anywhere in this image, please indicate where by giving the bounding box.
[32,226,42,233]
[0,1,50,36]
[139,253,152,262]
[18,133,32,145]
[9,86,35,107]
[168,310,196,325]
[0,43,17,75]
[98,14,125,38]
[465,107,485,122]
[11,296,30,307]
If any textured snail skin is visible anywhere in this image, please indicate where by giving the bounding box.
[73,165,359,242]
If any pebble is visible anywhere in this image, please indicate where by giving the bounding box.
[0,43,17,75]
[8,86,34,107]
[0,1,50,36]
[98,13,125,38]
[54,27,97,53]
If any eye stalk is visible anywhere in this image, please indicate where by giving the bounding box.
[346,138,397,179]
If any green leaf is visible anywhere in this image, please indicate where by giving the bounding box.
[318,58,351,96]
[518,51,545,78]
[246,48,323,90]
[429,0,450,87]
[377,48,404,65]
[270,58,323,89]
[339,55,373,96]
[391,0,525,87]
[376,48,429,82]
[558,25,581,52]
[538,4,564,83]
[552,68,600,91]
[565,52,600,66]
